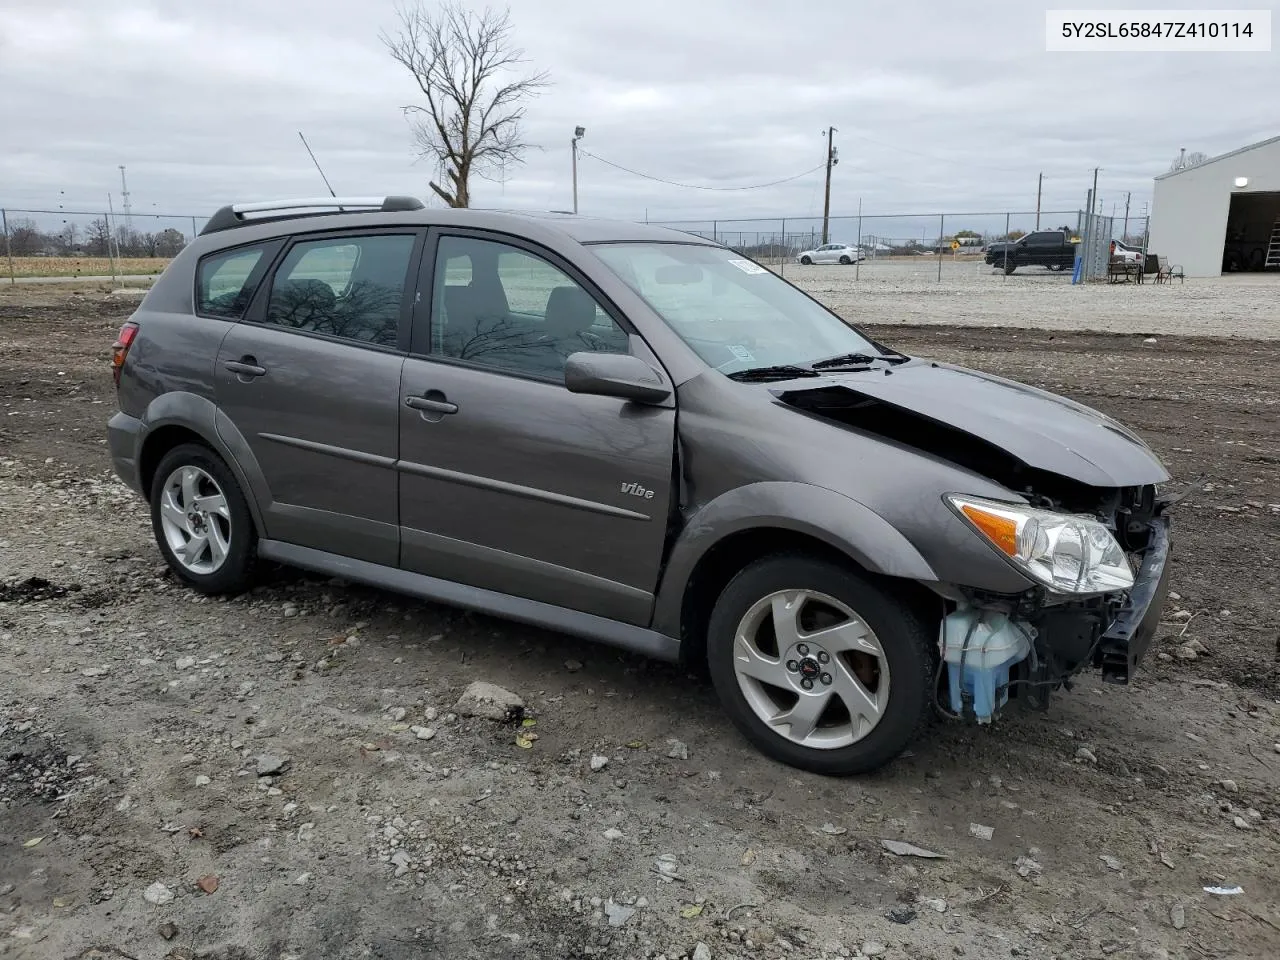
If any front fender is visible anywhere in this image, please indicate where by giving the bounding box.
[136,392,269,536]
[650,481,938,637]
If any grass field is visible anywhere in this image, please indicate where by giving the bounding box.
[4,256,170,278]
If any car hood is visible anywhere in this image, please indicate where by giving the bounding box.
[769,360,1170,488]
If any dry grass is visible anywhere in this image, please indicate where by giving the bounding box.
[3,256,170,278]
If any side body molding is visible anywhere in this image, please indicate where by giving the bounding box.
[650,481,939,639]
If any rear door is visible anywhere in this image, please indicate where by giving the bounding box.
[396,230,677,625]
[213,228,423,566]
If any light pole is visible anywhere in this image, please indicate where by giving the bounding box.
[821,126,838,245]
[572,126,585,214]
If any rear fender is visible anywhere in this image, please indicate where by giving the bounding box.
[137,392,268,536]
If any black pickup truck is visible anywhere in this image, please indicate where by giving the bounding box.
[984,229,1079,274]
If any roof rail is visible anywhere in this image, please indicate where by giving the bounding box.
[199,195,425,235]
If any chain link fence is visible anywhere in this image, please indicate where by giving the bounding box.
[3,202,1151,284]
[648,210,1150,282]
[2,206,210,281]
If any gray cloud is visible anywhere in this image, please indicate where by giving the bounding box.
[1,0,1275,233]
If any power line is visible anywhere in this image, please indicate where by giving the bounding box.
[577,149,825,191]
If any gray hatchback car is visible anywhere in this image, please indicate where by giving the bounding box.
[108,196,1174,775]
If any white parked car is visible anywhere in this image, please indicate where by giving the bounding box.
[797,243,864,265]
[1110,240,1145,266]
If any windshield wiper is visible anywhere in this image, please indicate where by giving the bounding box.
[809,351,910,370]
[725,364,821,382]
[809,352,881,370]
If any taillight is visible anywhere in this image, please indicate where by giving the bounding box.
[111,321,139,386]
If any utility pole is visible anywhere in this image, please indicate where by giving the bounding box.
[821,126,838,244]
[1035,172,1043,228]
[106,193,119,285]
[1122,191,1131,242]
[1090,167,1099,216]
[119,165,133,238]
[572,126,585,214]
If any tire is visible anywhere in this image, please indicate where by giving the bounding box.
[1003,260,1017,275]
[839,256,851,265]
[706,554,933,775]
[800,256,813,265]
[149,442,257,595]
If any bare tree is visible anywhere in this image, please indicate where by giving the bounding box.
[85,218,113,257]
[154,228,187,257]
[1169,150,1209,173]
[6,218,45,257]
[381,1,549,207]
[56,223,80,255]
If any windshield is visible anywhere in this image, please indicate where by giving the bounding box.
[591,242,885,374]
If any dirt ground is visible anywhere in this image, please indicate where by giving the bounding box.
[2,285,1279,960]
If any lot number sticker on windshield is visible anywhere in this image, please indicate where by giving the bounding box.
[727,258,767,275]
[728,344,756,362]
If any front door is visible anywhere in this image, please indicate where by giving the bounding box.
[214,229,422,566]
[396,231,676,625]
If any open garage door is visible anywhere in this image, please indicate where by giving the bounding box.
[1223,192,1280,272]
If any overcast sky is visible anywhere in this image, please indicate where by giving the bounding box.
[1,0,1276,235]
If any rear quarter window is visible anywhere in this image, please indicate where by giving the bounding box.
[197,245,269,318]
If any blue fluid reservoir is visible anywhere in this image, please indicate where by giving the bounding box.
[941,607,1035,723]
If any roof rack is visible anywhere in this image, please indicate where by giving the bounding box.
[199,195,425,235]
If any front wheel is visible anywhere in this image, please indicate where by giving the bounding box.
[706,555,933,775]
[800,256,813,265]
[150,443,257,595]
[1003,260,1017,275]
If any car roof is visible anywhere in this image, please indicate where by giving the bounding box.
[196,198,710,249]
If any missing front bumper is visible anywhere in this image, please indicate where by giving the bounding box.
[1097,514,1173,683]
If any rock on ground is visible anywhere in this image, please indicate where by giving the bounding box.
[452,681,524,720]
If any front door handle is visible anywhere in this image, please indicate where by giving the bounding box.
[224,358,267,378]
[405,394,458,416]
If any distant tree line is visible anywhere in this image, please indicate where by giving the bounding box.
[3,217,188,258]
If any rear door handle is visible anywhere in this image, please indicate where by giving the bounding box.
[405,395,458,415]
[224,359,267,378]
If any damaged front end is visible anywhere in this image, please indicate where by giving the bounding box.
[940,483,1174,723]
[768,368,1176,725]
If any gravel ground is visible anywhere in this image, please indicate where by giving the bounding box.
[2,287,1279,960]
[782,261,1280,339]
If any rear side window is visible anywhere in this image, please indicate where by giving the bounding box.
[197,245,268,318]
[263,234,415,348]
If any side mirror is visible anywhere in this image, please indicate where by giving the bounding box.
[564,352,671,404]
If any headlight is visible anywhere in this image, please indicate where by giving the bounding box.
[946,494,1134,595]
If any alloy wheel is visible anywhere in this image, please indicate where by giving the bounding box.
[731,589,890,749]
[158,465,232,575]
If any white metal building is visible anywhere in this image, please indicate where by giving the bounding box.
[1147,134,1280,277]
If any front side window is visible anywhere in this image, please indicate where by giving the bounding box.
[264,234,415,348]
[197,245,267,318]
[430,235,628,379]
[592,243,886,375]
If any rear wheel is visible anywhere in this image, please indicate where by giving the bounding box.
[706,555,933,775]
[150,443,256,595]
[839,255,851,265]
